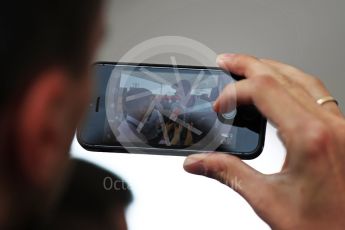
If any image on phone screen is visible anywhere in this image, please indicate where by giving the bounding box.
[77,63,266,159]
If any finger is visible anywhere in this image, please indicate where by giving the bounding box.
[217,54,278,81]
[215,54,339,125]
[213,74,312,132]
[215,78,331,135]
[213,79,256,114]
[183,153,270,213]
[218,54,315,109]
[260,58,319,89]
[261,58,342,116]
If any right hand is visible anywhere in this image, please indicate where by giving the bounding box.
[183,54,345,229]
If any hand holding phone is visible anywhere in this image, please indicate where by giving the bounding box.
[184,53,345,229]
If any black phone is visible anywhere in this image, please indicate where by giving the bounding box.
[77,62,266,159]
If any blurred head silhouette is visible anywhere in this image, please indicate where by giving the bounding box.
[49,159,133,230]
[172,80,192,98]
[0,0,104,228]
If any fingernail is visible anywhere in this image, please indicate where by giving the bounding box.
[216,57,225,67]
[216,53,235,67]
[218,53,236,59]
[183,154,208,175]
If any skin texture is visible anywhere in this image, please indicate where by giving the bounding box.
[0,7,105,229]
[184,54,345,230]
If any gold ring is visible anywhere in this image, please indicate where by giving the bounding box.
[316,96,338,106]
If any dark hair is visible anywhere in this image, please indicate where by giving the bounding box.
[0,0,103,108]
[173,80,192,95]
[52,159,133,220]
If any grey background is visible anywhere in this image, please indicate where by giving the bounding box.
[98,0,345,109]
[86,0,345,229]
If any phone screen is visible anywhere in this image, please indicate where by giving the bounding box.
[78,63,266,158]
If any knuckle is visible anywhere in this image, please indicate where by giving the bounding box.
[215,169,232,186]
[233,54,258,70]
[232,54,249,63]
[303,121,332,155]
[206,154,236,184]
[307,76,324,88]
[252,74,278,89]
[284,65,301,75]
[231,54,248,72]
[335,121,345,140]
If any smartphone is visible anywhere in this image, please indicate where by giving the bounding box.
[77,62,266,159]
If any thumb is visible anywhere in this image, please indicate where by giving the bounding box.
[183,153,270,212]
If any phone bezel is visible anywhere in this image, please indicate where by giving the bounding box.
[77,62,267,160]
